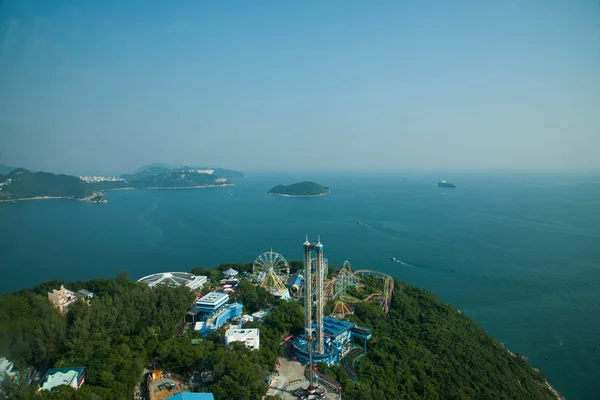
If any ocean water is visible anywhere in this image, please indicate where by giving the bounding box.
[1,172,599,399]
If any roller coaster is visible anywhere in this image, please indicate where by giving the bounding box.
[324,261,395,316]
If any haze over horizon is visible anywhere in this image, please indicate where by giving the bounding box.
[1,0,599,175]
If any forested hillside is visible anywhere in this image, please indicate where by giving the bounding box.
[0,169,93,200]
[319,282,557,399]
[0,272,557,399]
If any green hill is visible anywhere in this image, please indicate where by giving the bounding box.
[0,273,559,400]
[320,282,558,399]
[0,168,94,200]
[127,165,245,179]
[131,170,228,188]
[267,181,330,196]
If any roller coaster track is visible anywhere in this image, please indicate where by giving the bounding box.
[354,270,395,313]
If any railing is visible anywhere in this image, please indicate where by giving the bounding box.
[315,377,342,399]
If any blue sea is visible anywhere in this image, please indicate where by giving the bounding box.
[1,172,599,399]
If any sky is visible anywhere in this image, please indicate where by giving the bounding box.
[0,0,599,175]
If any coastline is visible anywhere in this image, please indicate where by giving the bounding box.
[0,191,105,203]
[502,345,563,400]
[141,184,234,190]
[104,187,136,192]
[0,185,233,203]
[266,190,331,198]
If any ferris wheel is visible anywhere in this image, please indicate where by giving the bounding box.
[253,250,290,292]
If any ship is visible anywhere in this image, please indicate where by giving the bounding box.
[438,180,456,188]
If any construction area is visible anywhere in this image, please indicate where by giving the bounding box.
[146,370,189,400]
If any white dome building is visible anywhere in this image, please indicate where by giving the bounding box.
[137,272,207,290]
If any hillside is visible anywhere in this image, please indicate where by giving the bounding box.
[128,164,245,179]
[0,273,558,400]
[0,169,94,200]
[320,282,558,399]
[132,170,229,188]
[267,181,330,196]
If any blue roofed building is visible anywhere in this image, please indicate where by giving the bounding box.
[292,316,371,365]
[194,302,243,337]
[166,392,215,400]
[195,292,229,318]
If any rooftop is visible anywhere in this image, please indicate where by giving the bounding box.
[225,328,260,350]
[320,317,354,337]
[137,272,207,289]
[39,367,85,391]
[222,268,238,276]
[196,291,229,307]
[167,392,215,400]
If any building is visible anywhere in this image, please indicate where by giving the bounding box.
[225,328,260,350]
[292,316,372,365]
[222,268,238,278]
[190,291,244,336]
[167,392,215,400]
[39,367,85,391]
[185,305,203,324]
[77,289,95,298]
[195,292,229,317]
[194,303,243,337]
[251,310,269,322]
[48,286,89,314]
[0,357,15,384]
[137,272,207,290]
[186,169,214,175]
[273,288,290,301]
[79,176,126,183]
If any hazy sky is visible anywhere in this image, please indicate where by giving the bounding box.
[0,0,599,174]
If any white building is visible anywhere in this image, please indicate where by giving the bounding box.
[188,169,214,175]
[79,176,126,183]
[224,328,260,350]
[0,357,15,383]
[137,272,207,290]
[251,310,269,322]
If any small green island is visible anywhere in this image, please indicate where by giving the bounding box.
[267,181,331,197]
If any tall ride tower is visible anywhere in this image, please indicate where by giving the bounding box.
[303,236,326,355]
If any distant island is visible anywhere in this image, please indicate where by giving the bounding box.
[267,181,331,197]
[0,168,104,203]
[0,164,245,203]
[89,165,240,191]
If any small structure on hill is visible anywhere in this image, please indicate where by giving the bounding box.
[250,310,269,322]
[224,328,260,350]
[39,367,85,391]
[222,268,238,278]
[47,286,94,314]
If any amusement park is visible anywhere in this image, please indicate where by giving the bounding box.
[135,237,395,400]
[249,238,394,399]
